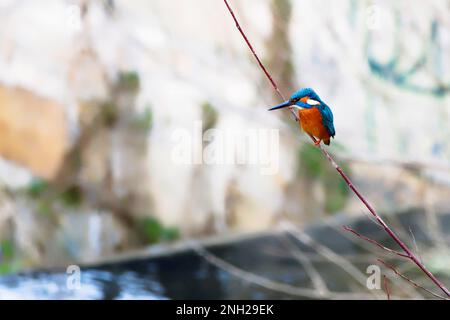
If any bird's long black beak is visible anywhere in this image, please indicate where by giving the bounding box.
[268,100,293,111]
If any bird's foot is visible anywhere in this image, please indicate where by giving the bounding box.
[314,139,321,146]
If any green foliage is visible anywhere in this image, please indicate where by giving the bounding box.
[36,201,52,216]
[60,186,83,208]
[118,71,140,91]
[24,179,84,214]
[138,217,180,244]
[201,102,218,132]
[298,144,322,179]
[0,263,13,275]
[0,261,19,275]
[0,240,15,275]
[323,165,351,213]
[273,0,291,17]
[0,240,13,260]
[102,102,119,126]
[26,179,49,198]
[161,227,180,242]
[297,144,351,214]
[133,106,153,131]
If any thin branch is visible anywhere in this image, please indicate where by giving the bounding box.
[223,0,298,122]
[408,226,422,264]
[383,275,391,300]
[342,226,409,258]
[222,0,450,298]
[378,259,448,300]
[360,208,383,228]
[189,239,384,299]
[279,234,329,296]
[325,220,424,298]
[283,224,385,299]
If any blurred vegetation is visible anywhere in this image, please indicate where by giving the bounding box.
[137,217,180,244]
[24,178,83,214]
[426,251,450,276]
[60,186,83,208]
[267,0,296,96]
[26,178,49,198]
[298,143,351,214]
[201,102,218,133]
[102,101,120,127]
[117,71,140,92]
[132,106,153,132]
[0,239,16,275]
[100,71,141,126]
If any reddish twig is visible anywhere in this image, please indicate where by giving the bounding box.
[383,275,391,300]
[223,0,298,122]
[378,259,448,300]
[222,0,450,298]
[342,225,409,258]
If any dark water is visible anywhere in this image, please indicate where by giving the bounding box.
[0,209,449,299]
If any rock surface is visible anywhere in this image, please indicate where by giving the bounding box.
[0,0,448,271]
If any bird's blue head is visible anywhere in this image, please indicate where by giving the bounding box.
[290,88,321,103]
[268,88,322,111]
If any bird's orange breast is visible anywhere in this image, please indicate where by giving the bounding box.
[298,107,330,141]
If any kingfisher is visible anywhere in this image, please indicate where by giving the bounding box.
[268,88,335,145]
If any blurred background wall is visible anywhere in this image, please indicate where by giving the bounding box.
[0,0,449,272]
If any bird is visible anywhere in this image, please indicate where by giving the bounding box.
[268,88,335,146]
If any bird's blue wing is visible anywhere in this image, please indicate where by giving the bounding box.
[319,104,335,137]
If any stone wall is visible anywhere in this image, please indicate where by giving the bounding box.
[0,0,448,270]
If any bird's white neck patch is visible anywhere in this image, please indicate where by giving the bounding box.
[306,99,320,106]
